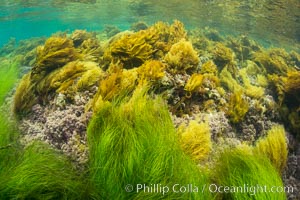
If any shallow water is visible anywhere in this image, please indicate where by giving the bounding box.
[0,0,299,50]
[0,1,300,199]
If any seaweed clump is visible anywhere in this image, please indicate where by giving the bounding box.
[164,39,200,74]
[268,69,300,136]
[212,42,235,70]
[108,31,155,68]
[71,30,103,62]
[13,35,103,116]
[224,90,249,123]
[254,125,288,173]
[31,36,79,81]
[281,71,300,136]
[252,48,291,75]
[184,73,204,96]
[179,120,212,162]
[103,20,187,69]
[137,60,165,84]
[283,70,300,106]
[91,66,138,109]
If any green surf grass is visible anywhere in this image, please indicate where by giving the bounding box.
[214,148,286,200]
[0,111,21,199]
[87,90,213,199]
[0,58,88,200]
[0,142,89,200]
[0,59,19,105]
[0,58,20,173]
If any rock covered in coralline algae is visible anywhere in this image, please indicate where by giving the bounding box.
[20,92,93,168]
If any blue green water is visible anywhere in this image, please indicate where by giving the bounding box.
[1,0,299,50]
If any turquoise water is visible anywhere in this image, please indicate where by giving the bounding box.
[1,0,299,50]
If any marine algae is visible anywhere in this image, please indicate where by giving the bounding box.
[268,74,285,105]
[254,125,288,173]
[137,60,165,84]
[165,39,199,74]
[202,73,220,90]
[70,29,95,47]
[13,36,103,116]
[184,73,203,94]
[239,68,265,99]
[220,66,243,93]
[266,69,300,136]
[200,60,218,74]
[225,90,249,123]
[252,49,290,76]
[279,71,300,136]
[92,65,138,109]
[288,110,300,136]
[212,42,235,70]
[283,70,300,105]
[31,36,80,82]
[49,61,103,94]
[226,35,262,63]
[13,73,36,116]
[104,20,187,69]
[256,74,268,87]
[14,61,102,116]
[150,20,187,53]
[179,120,212,162]
[108,31,155,68]
[71,30,103,62]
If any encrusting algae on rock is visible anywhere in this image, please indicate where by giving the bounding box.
[2,20,299,199]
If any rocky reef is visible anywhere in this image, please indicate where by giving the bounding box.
[0,20,299,199]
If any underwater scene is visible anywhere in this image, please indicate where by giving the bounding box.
[0,0,299,199]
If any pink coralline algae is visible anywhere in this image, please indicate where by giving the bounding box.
[20,92,93,168]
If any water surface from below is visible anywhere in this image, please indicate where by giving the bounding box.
[0,0,299,51]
